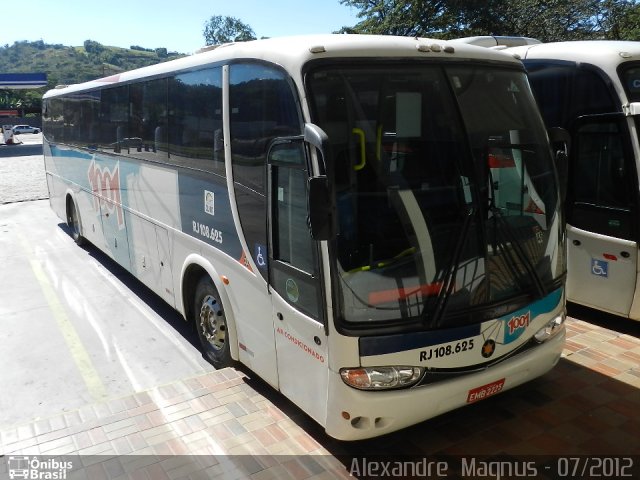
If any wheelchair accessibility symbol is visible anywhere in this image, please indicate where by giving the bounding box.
[255,244,267,270]
[591,258,608,278]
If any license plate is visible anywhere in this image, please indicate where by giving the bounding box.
[467,378,505,403]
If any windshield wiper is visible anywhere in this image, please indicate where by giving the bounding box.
[484,154,547,300]
[490,206,547,299]
[428,207,475,328]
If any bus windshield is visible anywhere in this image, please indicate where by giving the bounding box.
[307,63,564,327]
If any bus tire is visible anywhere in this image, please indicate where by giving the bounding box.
[66,197,86,246]
[194,276,233,369]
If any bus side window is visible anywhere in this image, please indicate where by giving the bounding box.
[168,67,223,173]
[526,62,618,130]
[43,98,64,143]
[230,63,302,279]
[569,117,637,240]
[130,78,168,160]
[98,85,129,152]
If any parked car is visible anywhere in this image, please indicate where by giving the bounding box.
[12,125,40,134]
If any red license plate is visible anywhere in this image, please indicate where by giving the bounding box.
[467,378,505,403]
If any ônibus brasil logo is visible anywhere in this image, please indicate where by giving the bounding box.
[7,456,73,479]
[88,159,125,230]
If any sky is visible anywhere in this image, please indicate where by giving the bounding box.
[1,0,361,54]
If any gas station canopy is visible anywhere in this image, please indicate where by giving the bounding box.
[0,73,48,89]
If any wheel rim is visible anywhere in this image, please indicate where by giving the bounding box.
[199,295,226,351]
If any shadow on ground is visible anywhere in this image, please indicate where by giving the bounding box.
[0,143,43,157]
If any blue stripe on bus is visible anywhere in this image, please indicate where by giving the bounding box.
[359,323,482,357]
[359,288,563,357]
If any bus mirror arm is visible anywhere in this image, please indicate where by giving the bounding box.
[304,123,330,174]
[548,127,570,203]
[305,123,337,240]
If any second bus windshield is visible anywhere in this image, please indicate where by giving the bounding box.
[307,63,563,327]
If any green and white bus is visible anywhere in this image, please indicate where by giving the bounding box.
[43,34,566,440]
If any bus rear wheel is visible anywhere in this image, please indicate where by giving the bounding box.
[66,197,86,245]
[194,276,233,369]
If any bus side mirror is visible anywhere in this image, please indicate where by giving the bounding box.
[548,127,570,202]
[308,176,335,240]
[304,123,336,240]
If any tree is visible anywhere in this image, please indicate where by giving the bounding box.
[335,0,458,37]
[619,3,640,39]
[337,0,640,41]
[83,39,105,54]
[203,15,256,45]
[595,0,640,40]
[469,0,601,42]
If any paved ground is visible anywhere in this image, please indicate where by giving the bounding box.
[0,309,638,478]
[0,132,47,204]
[0,141,640,480]
[0,201,214,427]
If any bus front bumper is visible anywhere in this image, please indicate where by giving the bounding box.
[324,327,565,441]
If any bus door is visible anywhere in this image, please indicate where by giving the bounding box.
[566,114,638,315]
[268,140,329,425]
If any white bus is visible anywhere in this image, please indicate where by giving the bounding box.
[508,41,640,320]
[43,34,566,440]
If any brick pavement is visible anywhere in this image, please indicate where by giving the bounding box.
[0,368,349,479]
[0,313,639,479]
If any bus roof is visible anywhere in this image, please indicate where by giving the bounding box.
[44,34,522,98]
[509,40,640,68]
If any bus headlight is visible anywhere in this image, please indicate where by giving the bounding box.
[533,312,566,343]
[340,366,424,390]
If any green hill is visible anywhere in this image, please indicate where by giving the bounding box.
[0,40,185,114]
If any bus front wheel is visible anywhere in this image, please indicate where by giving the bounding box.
[194,276,233,369]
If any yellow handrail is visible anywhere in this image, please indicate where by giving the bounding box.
[352,128,366,171]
